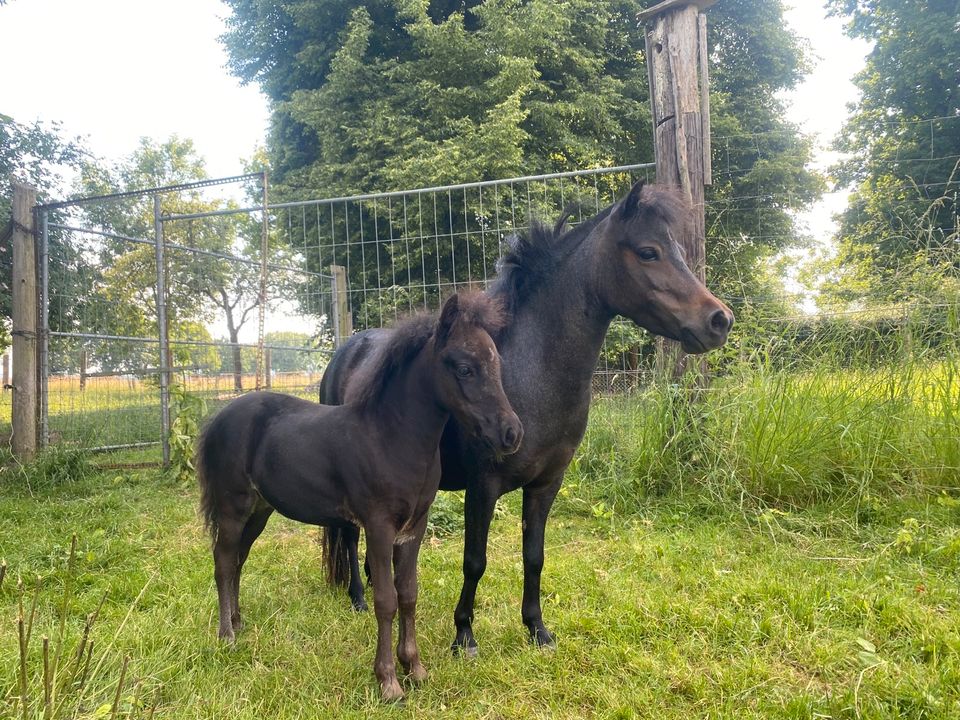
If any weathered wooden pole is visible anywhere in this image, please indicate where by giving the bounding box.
[330,264,352,348]
[639,0,715,380]
[11,180,38,459]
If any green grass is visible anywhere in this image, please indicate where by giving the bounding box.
[571,358,960,511]
[1,459,958,719]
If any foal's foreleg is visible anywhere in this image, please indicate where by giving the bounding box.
[366,526,403,702]
[394,519,428,684]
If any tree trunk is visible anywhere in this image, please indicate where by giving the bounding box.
[223,302,243,392]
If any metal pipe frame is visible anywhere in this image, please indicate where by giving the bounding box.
[40,211,50,448]
[37,173,263,210]
[161,163,657,221]
[48,223,332,279]
[154,196,171,467]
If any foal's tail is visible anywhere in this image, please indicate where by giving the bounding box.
[321,526,351,587]
[196,427,219,541]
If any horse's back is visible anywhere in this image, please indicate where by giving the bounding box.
[201,392,316,474]
[320,329,392,405]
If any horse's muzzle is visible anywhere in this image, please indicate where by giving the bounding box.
[499,413,524,455]
[681,306,735,354]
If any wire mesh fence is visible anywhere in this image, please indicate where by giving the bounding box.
[37,174,336,461]
[23,114,960,461]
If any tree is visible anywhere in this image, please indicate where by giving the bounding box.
[219,0,820,326]
[76,138,268,386]
[820,0,960,308]
[1,114,88,353]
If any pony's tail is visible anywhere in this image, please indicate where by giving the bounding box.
[196,428,219,541]
[321,526,351,587]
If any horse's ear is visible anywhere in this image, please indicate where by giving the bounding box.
[435,293,460,347]
[618,180,646,221]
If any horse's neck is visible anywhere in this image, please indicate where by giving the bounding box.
[501,232,613,402]
[370,346,449,456]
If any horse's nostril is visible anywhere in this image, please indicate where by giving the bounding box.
[710,309,731,334]
[501,419,522,451]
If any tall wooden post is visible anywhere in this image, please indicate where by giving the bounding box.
[11,181,38,460]
[330,264,352,348]
[640,0,715,380]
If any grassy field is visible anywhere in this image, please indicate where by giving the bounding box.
[1,353,958,718]
[1,453,958,719]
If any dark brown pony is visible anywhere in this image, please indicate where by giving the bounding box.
[197,292,521,701]
[321,181,734,654]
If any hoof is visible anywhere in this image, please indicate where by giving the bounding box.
[529,625,556,649]
[351,597,368,613]
[231,616,244,632]
[451,640,478,659]
[380,679,405,703]
[407,663,428,685]
[218,629,236,644]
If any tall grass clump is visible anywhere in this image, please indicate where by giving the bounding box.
[570,298,960,512]
[1,447,93,492]
[0,536,158,719]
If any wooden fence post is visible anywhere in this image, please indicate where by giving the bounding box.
[640,0,716,382]
[11,180,38,460]
[330,264,352,348]
[79,349,87,392]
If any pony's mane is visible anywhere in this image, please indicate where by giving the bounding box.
[488,184,689,312]
[353,292,506,410]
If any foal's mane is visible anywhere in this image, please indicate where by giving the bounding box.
[352,292,506,410]
[488,184,688,312]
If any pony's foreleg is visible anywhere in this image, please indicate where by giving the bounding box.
[393,519,428,684]
[521,478,562,648]
[366,526,402,702]
[452,483,499,657]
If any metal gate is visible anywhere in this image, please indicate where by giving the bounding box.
[36,174,338,463]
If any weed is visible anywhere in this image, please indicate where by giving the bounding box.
[168,382,207,485]
[2,535,157,719]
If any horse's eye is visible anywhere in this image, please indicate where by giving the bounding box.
[456,365,473,378]
[636,247,659,261]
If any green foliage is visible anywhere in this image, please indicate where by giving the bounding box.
[1,535,157,719]
[220,0,821,316]
[1,447,93,492]
[0,114,88,353]
[570,346,960,511]
[824,0,960,303]
[168,381,207,486]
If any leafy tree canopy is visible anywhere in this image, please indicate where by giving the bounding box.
[221,0,821,316]
[821,0,960,307]
[1,114,88,352]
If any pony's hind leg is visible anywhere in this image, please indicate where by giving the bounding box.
[232,503,274,632]
[394,519,428,685]
[213,516,245,642]
[345,525,368,611]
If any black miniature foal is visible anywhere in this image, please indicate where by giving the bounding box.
[197,293,521,701]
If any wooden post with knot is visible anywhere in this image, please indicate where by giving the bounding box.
[639,0,716,381]
[10,180,38,460]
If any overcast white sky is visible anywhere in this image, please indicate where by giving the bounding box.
[1,0,870,234]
